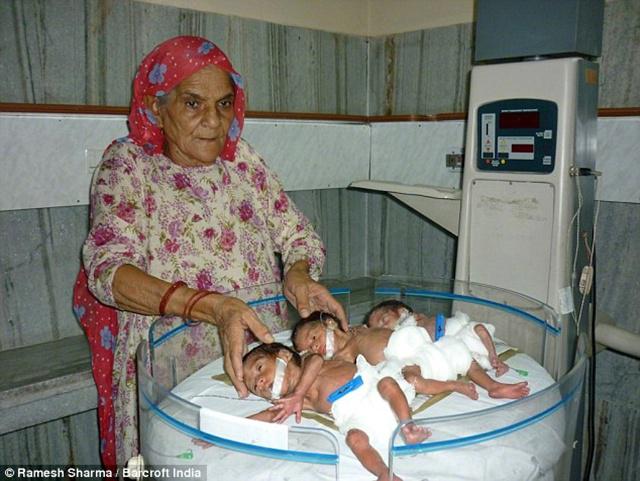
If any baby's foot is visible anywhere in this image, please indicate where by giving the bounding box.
[401,365,421,383]
[488,381,530,399]
[491,355,509,377]
[192,438,213,449]
[401,422,431,444]
[453,381,478,400]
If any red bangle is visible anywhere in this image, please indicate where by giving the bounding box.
[159,281,187,316]
[183,290,217,323]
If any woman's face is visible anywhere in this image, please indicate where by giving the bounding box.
[149,65,235,167]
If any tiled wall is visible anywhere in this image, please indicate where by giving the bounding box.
[368,0,640,115]
[1,0,639,477]
[0,0,369,113]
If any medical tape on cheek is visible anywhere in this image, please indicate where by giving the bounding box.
[270,357,287,400]
[324,328,335,359]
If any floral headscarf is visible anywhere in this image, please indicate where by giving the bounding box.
[128,36,245,161]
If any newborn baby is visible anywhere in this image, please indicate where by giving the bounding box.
[364,300,509,376]
[242,342,428,481]
[292,311,529,400]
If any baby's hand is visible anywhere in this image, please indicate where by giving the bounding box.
[269,392,304,423]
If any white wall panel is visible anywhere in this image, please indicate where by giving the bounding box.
[0,114,370,211]
[243,120,370,191]
[368,118,640,204]
[1,114,637,211]
[369,121,465,189]
[596,117,640,203]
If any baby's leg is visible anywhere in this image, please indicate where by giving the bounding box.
[377,376,431,444]
[402,365,478,400]
[467,361,529,399]
[474,324,509,376]
[415,314,436,341]
[345,429,402,481]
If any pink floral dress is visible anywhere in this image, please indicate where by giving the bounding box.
[82,137,325,464]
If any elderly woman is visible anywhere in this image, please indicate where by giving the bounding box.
[73,36,346,468]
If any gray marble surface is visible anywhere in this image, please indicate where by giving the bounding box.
[599,0,640,108]
[0,335,96,435]
[1,0,369,114]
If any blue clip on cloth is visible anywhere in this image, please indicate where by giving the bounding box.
[326,375,364,404]
[435,313,446,341]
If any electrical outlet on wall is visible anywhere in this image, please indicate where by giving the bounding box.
[446,147,464,171]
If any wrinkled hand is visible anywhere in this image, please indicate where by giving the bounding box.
[284,262,348,331]
[269,392,305,423]
[214,295,274,398]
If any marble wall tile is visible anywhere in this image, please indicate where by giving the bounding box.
[5,114,636,211]
[597,117,640,203]
[0,206,88,350]
[3,0,87,103]
[0,409,100,470]
[1,0,369,114]
[375,193,457,280]
[599,0,640,108]
[593,200,640,481]
[368,23,474,115]
[366,37,389,116]
[596,202,640,337]
[0,114,370,211]
[368,0,638,115]
[369,118,640,204]
[288,189,369,281]
[243,120,370,190]
[593,399,640,480]
[394,24,474,115]
[370,121,465,189]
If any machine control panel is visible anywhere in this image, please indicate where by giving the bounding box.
[477,99,558,173]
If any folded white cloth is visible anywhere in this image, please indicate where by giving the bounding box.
[445,311,496,371]
[384,322,473,381]
[331,355,415,456]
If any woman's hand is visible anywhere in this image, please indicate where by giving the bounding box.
[212,295,275,398]
[269,392,305,423]
[283,261,348,330]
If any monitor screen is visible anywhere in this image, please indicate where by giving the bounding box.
[500,111,539,129]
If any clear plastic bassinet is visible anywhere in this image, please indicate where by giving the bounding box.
[136,277,586,481]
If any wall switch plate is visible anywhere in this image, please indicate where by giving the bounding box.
[446,148,464,170]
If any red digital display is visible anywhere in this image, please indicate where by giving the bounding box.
[511,144,534,153]
[500,111,539,129]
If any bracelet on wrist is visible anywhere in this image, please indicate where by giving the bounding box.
[183,290,217,325]
[158,280,187,316]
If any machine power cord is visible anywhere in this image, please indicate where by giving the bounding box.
[583,250,597,481]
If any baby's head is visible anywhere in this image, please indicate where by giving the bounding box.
[242,342,301,400]
[363,299,413,329]
[291,311,340,358]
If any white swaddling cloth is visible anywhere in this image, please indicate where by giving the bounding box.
[445,311,495,371]
[331,355,416,456]
[384,323,473,381]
